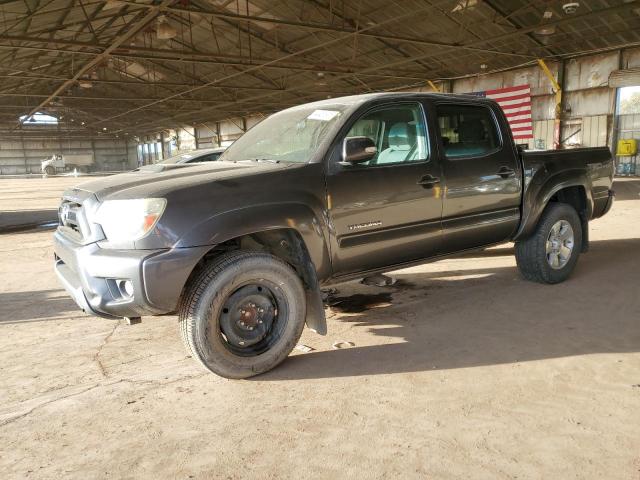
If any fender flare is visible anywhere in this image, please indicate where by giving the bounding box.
[514,170,593,241]
[176,202,332,335]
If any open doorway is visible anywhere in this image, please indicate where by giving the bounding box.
[614,86,640,176]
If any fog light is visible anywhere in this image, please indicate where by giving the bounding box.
[118,279,134,298]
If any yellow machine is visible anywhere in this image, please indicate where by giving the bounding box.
[616,139,638,156]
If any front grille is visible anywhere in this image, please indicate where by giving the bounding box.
[56,189,105,244]
[58,200,83,236]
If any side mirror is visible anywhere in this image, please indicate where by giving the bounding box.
[341,136,377,165]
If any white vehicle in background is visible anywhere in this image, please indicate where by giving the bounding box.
[41,153,94,175]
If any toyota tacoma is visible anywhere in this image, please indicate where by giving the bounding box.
[53,93,615,378]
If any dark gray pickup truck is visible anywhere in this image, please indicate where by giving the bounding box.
[54,92,614,378]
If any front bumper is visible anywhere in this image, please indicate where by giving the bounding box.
[53,229,210,319]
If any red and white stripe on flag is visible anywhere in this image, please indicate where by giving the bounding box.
[485,85,533,141]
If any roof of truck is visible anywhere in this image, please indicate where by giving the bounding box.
[286,92,494,111]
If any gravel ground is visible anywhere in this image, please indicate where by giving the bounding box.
[0,177,639,479]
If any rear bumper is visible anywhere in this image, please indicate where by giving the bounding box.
[53,230,209,319]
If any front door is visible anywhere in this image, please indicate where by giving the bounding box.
[326,102,443,276]
[435,102,522,253]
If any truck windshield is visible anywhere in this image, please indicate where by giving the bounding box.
[221,104,348,163]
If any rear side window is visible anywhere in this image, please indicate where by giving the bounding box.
[436,104,501,158]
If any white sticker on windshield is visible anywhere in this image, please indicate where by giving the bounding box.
[307,109,340,121]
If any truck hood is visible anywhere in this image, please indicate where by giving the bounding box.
[71,161,296,201]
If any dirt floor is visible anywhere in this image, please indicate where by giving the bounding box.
[0,177,639,479]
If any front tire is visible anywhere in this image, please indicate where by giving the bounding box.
[179,250,306,379]
[515,203,583,284]
[44,166,55,176]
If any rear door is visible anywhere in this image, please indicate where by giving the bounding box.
[434,102,522,253]
[326,101,443,276]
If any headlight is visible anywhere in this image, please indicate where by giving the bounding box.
[95,198,166,242]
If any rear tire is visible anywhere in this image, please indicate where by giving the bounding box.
[178,250,306,379]
[515,203,582,284]
[44,166,55,176]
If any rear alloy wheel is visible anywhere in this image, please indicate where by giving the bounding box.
[515,203,583,284]
[545,220,575,270]
[179,250,306,379]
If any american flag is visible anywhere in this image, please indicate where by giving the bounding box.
[474,85,533,141]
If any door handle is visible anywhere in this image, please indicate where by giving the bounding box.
[497,166,516,178]
[417,174,440,188]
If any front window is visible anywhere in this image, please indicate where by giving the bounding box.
[344,103,428,166]
[221,103,349,163]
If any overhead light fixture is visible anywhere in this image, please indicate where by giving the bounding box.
[480,63,488,70]
[156,15,177,40]
[535,9,556,36]
[535,25,557,35]
[103,127,107,131]
[563,2,580,14]
[81,121,85,125]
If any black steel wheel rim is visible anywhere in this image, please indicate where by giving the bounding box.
[216,280,288,357]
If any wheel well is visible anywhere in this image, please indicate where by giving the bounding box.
[183,229,318,294]
[548,185,589,252]
[549,186,587,218]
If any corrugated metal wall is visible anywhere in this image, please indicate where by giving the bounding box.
[195,115,264,148]
[449,52,618,151]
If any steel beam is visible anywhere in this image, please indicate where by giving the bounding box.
[13,0,174,130]
[114,0,536,60]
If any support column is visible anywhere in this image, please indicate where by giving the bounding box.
[90,139,96,171]
[160,131,168,159]
[125,138,131,169]
[20,134,27,174]
[610,49,624,159]
[537,58,563,149]
[427,80,441,93]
